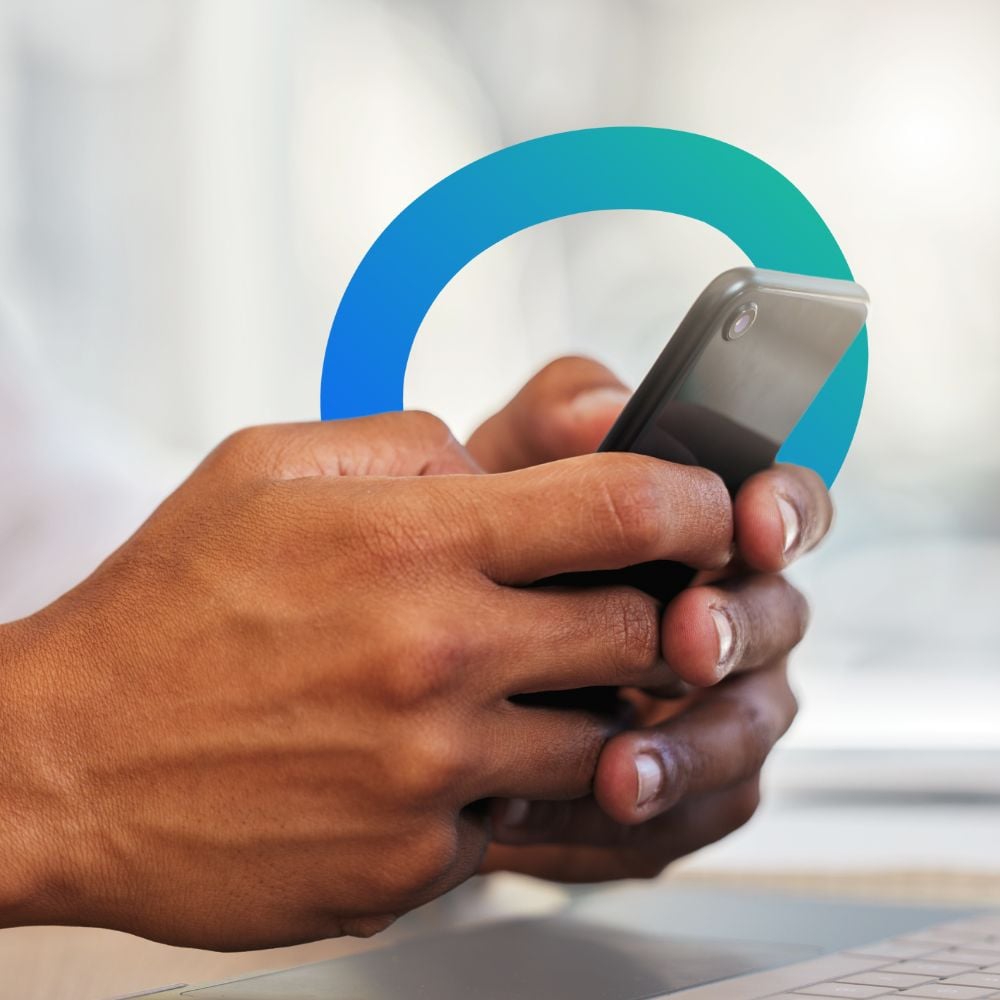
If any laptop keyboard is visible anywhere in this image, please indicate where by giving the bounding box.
[759,916,1000,1000]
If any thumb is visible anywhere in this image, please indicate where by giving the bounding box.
[467,356,631,472]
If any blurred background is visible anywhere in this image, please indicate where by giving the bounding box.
[1,0,998,993]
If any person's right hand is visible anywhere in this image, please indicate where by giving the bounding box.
[0,411,733,950]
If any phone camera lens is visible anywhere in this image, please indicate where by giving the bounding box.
[725,302,757,340]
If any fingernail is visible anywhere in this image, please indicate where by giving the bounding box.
[776,494,801,558]
[634,753,663,808]
[710,606,735,676]
[569,386,632,419]
[498,798,530,828]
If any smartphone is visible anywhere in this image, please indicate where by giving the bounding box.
[560,267,869,603]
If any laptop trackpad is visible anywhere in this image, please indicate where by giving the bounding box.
[182,917,814,1000]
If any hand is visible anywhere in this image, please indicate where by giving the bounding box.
[467,355,633,471]
[0,410,734,949]
[469,357,833,882]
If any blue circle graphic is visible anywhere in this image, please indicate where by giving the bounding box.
[321,127,867,486]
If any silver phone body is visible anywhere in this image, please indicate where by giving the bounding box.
[601,267,869,492]
[548,267,868,605]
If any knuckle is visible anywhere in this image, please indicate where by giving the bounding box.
[691,464,730,504]
[760,660,799,729]
[396,826,461,898]
[209,425,308,482]
[729,779,763,830]
[360,411,462,478]
[211,425,272,472]
[736,702,773,772]
[626,849,671,880]
[570,731,606,793]
[781,674,800,727]
[604,592,660,673]
[405,729,473,802]
[687,467,733,550]
[729,687,784,773]
[593,457,664,555]
[382,621,471,708]
[538,355,585,380]
[403,410,457,451]
[529,717,605,802]
[661,737,696,804]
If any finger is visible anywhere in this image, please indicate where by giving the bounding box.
[206,411,482,481]
[488,585,677,695]
[299,449,728,584]
[467,356,630,473]
[593,663,796,824]
[661,574,809,687]
[483,779,761,881]
[490,795,626,847]
[490,775,761,851]
[734,463,833,572]
[477,703,618,801]
[479,841,626,882]
[467,452,733,583]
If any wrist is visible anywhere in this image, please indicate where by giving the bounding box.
[0,614,83,927]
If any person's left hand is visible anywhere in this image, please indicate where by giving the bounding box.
[467,356,832,882]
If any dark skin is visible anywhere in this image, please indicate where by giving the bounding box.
[469,357,827,883]
[0,357,830,950]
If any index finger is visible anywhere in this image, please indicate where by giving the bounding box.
[467,452,733,584]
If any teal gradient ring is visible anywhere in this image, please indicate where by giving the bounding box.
[320,127,867,486]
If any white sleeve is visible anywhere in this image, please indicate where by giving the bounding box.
[0,306,178,624]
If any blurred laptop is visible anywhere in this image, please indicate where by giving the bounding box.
[114,883,999,1000]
